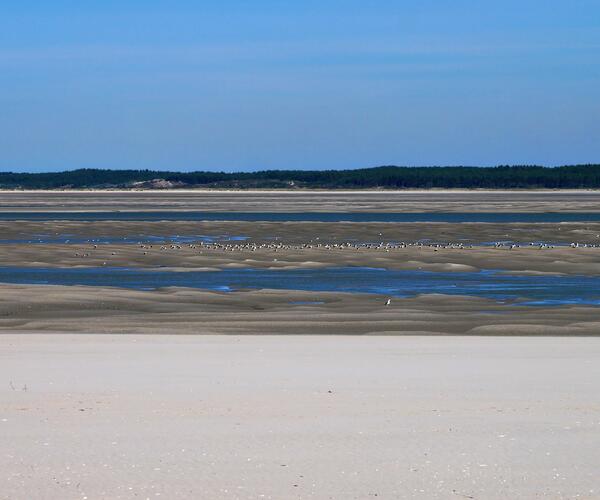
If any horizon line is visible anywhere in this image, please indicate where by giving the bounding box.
[3,164,600,175]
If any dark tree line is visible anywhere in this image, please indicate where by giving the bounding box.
[1,165,600,189]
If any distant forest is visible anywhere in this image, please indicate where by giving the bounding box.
[1,165,600,189]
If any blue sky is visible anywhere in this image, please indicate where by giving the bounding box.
[1,1,599,172]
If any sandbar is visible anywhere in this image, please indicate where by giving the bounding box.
[2,189,600,212]
[1,284,599,335]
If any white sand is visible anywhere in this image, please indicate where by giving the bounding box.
[2,335,600,499]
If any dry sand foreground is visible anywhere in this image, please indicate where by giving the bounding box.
[1,335,600,499]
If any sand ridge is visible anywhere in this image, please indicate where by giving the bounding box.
[1,284,599,335]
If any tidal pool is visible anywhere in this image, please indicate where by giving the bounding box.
[1,266,599,306]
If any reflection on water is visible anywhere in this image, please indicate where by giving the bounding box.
[0,266,599,307]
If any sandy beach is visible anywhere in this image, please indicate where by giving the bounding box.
[2,189,600,212]
[2,334,599,499]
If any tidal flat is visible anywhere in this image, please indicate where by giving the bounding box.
[1,237,600,276]
[1,190,600,335]
[1,283,600,335]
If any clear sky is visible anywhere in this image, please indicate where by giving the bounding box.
[1,1,599,172]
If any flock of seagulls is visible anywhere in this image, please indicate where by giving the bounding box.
[70,238,600,260]
[75,240,478,257]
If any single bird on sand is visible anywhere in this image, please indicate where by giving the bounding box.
[385,298,391,306]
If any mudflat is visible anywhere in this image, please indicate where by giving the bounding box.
[1,334,599,499]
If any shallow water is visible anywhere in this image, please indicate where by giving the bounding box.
[1,266,599,306]
[3,211,600,222]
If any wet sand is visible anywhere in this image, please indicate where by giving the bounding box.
[1,241,600,275]
[3,220,600,245]
[2,218,600,277]
[2,189,600,212]
[1,284,599,335]
[1,334,599,499]
[1,192,600,333]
